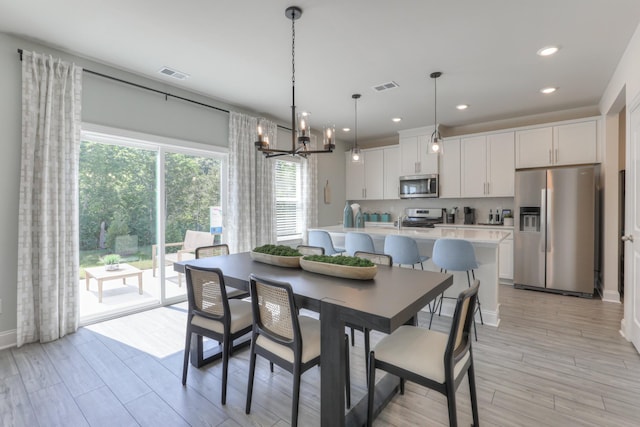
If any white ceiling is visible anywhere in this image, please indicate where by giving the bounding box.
[2,0,640,142]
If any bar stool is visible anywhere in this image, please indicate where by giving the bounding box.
[383,235,428,269]
[345,232,376,256]
[308,230,345,255]
[430,238,483,340]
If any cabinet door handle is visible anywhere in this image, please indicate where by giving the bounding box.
[549,149,552,164]
[487,182,490,195]
[555,149,558,164]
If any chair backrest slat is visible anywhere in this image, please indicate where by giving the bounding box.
[446,280,479,364]
[296,245,324,256]
[196,244,230,259]
[354,251,392,266]
[249,275,301,348]
[185,266,229,321]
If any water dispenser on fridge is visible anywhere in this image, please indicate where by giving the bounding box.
[519,207,540,232]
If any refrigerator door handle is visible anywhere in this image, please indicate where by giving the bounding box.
[540,188,547,253]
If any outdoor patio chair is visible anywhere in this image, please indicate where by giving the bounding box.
[152,230,214,286]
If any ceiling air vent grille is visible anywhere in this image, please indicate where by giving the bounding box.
[372,81,399,92]
[158,66,189,80]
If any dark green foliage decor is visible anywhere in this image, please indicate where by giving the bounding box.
[253,244,302,257]
[303,255,375,267]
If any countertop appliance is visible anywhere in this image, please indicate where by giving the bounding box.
[399,174,439,199]
[514,165,600,297]
[402,208,443,228]
[464,207,475,224]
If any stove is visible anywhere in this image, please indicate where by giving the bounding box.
[401,208,444,228]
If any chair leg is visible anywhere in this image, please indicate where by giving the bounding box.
[364,328,371,384]
[473,318,478,342]
[445,382,458,427]
[221,335,230,405]
[366,352,376,427]
[292,365,301,427]
[181,330,191,385]
[245,342,257,414]
[468,359,480,427]
[400,378,405,395]
[344,334,351,409]
[350,327,355,346]
[270,362,274,372]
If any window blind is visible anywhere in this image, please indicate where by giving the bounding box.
[275,160,301,237]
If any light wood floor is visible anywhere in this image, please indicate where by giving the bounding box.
[1,285,639,426]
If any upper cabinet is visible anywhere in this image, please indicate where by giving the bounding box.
[439,138,461,198]
[515,120,597,168]
[383,146,400,199]
[461,132,515,197]
[398,127,439,176]
[345,147,396,201]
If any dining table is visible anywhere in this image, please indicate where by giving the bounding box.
[174,251,453,427]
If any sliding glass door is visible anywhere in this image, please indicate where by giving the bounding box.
[79,129,226,322]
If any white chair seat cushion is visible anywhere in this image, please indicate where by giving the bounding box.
[256,315,321,363]
[374,325,469,384]
[191,299,253,334]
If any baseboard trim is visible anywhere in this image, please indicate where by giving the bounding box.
[602,289,621,303]
[421,301,500,327]
[0,329,17,350]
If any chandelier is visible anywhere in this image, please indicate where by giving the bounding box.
[255,6,335,158]
[350,94,363,163]
[430,71,443,153]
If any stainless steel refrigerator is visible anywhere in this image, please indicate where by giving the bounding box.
[514,165,600,297]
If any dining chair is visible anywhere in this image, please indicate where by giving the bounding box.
[383,234,429,269]
[182,265,253,405]
[430,238,483,341]
[345,232,376,256]
[308,230,345,255]
[246,274,351,427]
[367,281,481,427]
[195,244,248,299]
[296,244,325,255]
[350,251,393,379]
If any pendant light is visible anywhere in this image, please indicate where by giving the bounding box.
[255,6,335,158]
[430,71,443,153]
[350,94,363,163]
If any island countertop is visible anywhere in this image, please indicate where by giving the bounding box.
[312,225,510,246]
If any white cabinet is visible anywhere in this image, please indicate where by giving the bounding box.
[399,134,438,176]
[499,231,514,280]
[515,120,597,168]
[461,132,514,197]
[383,146,400,199]
[345,152,365,200]
[345,148,386,200]
[439,138,461,198]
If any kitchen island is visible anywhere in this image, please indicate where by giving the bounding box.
[310,225,510,326]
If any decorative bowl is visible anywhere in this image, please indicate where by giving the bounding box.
[300,258,377,280]
[250,251,301,268]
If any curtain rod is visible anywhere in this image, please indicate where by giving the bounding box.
[17,48,290,131]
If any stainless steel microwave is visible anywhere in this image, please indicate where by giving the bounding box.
[399,174,439,198]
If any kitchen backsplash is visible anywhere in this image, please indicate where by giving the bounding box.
[343,197,514,225]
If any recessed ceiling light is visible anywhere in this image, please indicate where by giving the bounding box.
[537,46,559,57]
[456,104,469,110]
[342,127,351,132]
[392,117,402,122]
[540,87,557,94]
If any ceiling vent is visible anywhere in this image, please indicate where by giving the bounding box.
[158,66,189,80]
[372,81,399,92]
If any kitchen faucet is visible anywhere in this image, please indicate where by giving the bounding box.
[396,214,405,230]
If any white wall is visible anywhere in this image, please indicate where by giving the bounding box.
[0,32,348,341]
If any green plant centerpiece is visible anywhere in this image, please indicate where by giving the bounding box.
[300,254,377,280]
[250,244,303,268]
[102,254,121,271]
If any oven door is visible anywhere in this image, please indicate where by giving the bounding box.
[399,175,439,198]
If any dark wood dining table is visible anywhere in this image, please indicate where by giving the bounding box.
[174,251,452,427]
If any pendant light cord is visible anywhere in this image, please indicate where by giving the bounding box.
[355,96,358,149]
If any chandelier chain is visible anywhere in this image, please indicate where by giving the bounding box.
[291,16,295,88]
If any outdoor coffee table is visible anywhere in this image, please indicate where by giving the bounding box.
[84,263,143,303]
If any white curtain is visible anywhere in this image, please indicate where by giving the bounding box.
[227,112,277,253]
[301,136,318,243]
[17,51,82,346]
